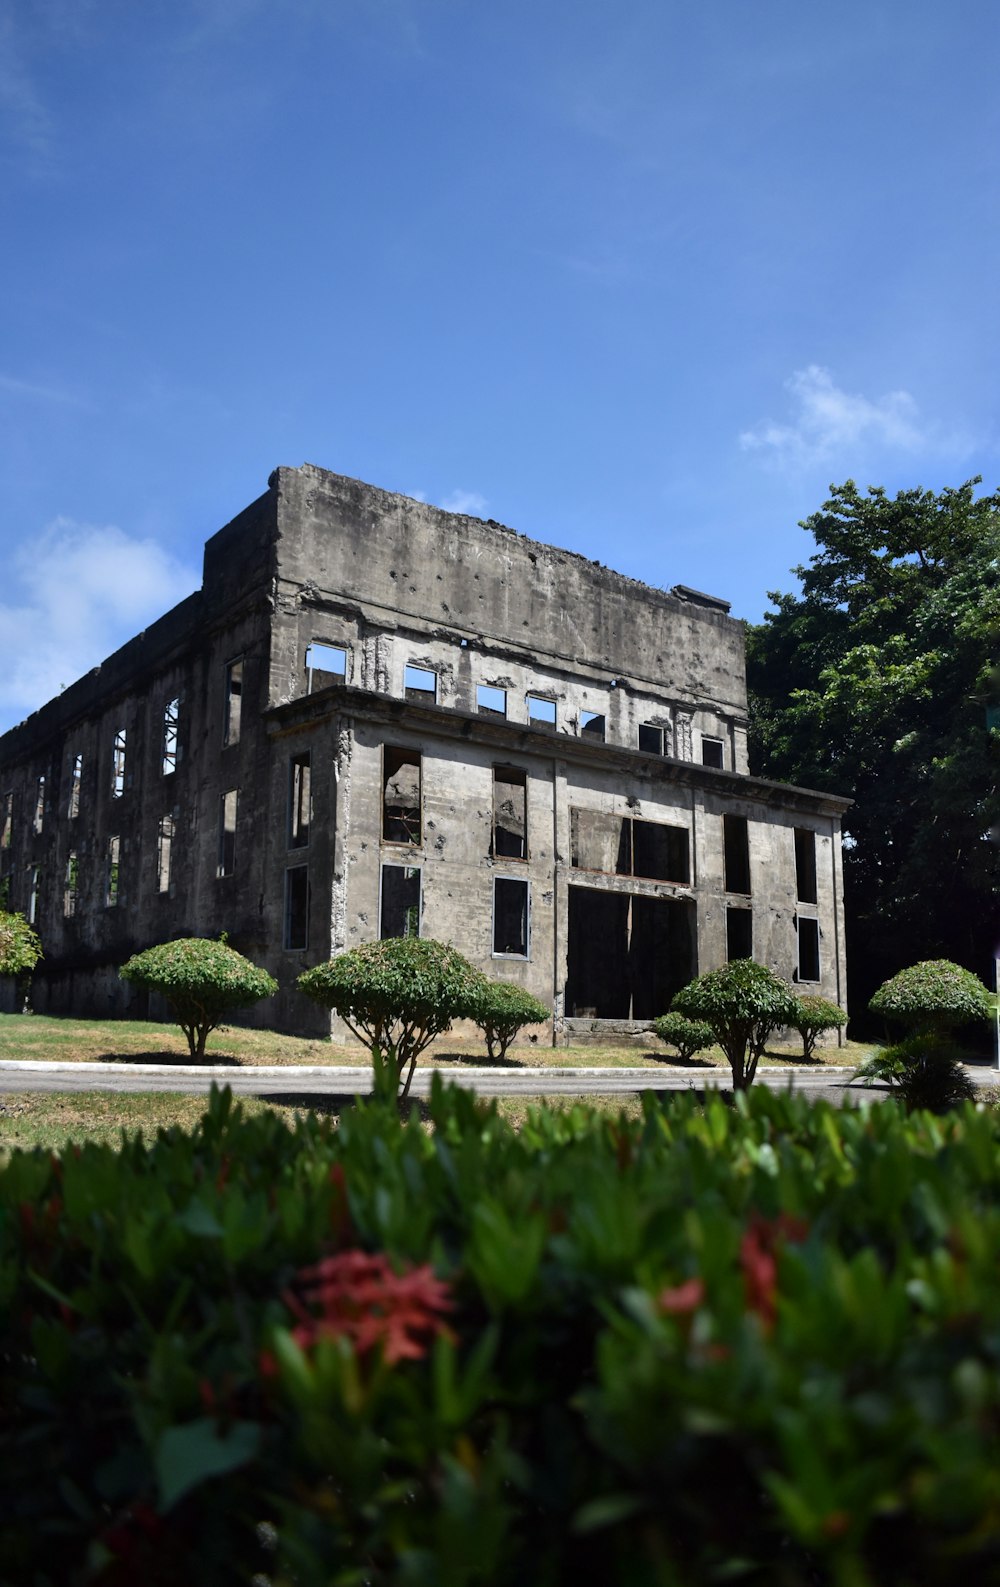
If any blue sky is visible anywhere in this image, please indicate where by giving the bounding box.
[2,0,997,733]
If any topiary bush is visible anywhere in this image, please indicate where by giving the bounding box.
[651,1011,717,1063]
[470,980,549,1061]
[671,959,799,1089]
[120,937,277,1059]
[788,993,848,1060]
[869,959,993,1036]
[298,937,487,1100]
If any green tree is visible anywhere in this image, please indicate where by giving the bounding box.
[671,960,798,1091]
[651,1011,717,1063]
[470,981,549,1062]
[747,478,1000,1011]
[0,911,43,1011]
[120,937,278,1059]
[298,938,487,1102]
[788,994,848,1061]
[869,959,993,1036]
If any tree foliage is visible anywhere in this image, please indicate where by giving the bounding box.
[120,937,278,1059]
[651,1011,717,1063]
[0,911,43,982]
[671,960,798,1090]
[747,479,1000,1011]
[788,994,848,1061]
[470,981,548,1062]
[298,937,487,1101]
[869,959,993,1035]
[854,1033,977,1114]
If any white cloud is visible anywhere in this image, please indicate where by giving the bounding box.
[0,518,199,730]
[740,365,929,466]
[440,489,488,516]
[0,4,51,159]
[0,371,86,405]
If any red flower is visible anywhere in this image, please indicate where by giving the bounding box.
[740,1214,807,1332]
[657,1277,705,1316]
[283,1249,454,1365]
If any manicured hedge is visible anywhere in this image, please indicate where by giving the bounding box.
[2,1084,1000,1584]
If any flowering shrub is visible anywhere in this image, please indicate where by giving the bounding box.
[3,1082,1000,1584]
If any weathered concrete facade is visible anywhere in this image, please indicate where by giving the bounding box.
[0,464,850,1040]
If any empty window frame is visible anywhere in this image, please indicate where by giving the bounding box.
[306,641,347,690]
[527,694,557,731]
[726,906,753,961]
[723,814,751,894]
[105,838,120,908]
[223,659,243,746]
[285,865,310,950]
[288,751,311,848]
[701,736,724,769]
[64,853,79,918]
[33,776,45,834]
[383,748,421,845]
[581,711,606,741]
[639,723,667,755]
[380,863,421,939]
[794,829,818,904]
[1,792,11,851]
[68,754,82,818]
[493,876,529,957]
[492,767,527,860]
[27,865,40,924]
[570,809,690,885]
[477,683,507,718]
[797,917,821,983]
[162,698,180,775]
[404,664,437,703]
[157,815,175,894]
[111,730,127,798]
[218,790,238,877]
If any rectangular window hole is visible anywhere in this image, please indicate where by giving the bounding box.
[527,694,556,730]
[477,684,507,718]
[726,906,752,961]
[723,814,751,894]
[380,863,421,939]
[493,876,529,957]
[383,747,421,844]
[493,767,527,859]
[795,829,818,903]
[404,664,437,702]
[797,916,821,982]
[701,737,724,769]
[306,641,347,690]
[285,865,310,950]
[581,711,606,741]
[288,751,311,848]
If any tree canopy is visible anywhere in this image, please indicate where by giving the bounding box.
[869,959,993,1035]
[0,911,43,982]
[671,960,798,1090]
[747,478,1000,1011]
[120,937,278,1059]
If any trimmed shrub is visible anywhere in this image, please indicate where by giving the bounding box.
[789,993,848,1060]
[470,980,549,1061]
[869,959,992,1035]
[120,937,277,1058]
[671,958,798,1089]
[855,1034,977,1115]
[3,1084,1000,1584]
[298,936,487,1100]
[0,909,43,980]
[651,1011,717,1062]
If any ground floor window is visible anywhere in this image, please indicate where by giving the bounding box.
[797,916,820,982]
[285,865,309,950]
[726,905,752,960]
[493,876,529,957]
[564,885,695,1019]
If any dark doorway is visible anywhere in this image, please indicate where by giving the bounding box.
[565,886,696,1019]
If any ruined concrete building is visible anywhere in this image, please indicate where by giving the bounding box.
[0,464,850,1039]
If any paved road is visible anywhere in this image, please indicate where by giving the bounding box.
[1,1057,994,1100]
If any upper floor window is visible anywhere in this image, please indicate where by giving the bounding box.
[581,711,605,741]
[383,748,421,845]
[27,864,40,923]
[285,865,310,950]
[105,838,120,907]
[64,853,79,918]
[223,659,243,746]
[162,698,180,775]
[157,815,175,894]
[33,776,46,834]
[639,723,667,755]
[527,694,556,731]
[701,736,724,769]
[493,877,530,958]
[404,664,437,703]
[723,814,751,895]
[2,791,12,850]
[380,863,420,939]
[795,829,818,903]
[797,916,821,982]
[111,730,127,798]
[288,751,311,848]
[306,641,347,690]
[570,808,690,885]
[68,754,82,818]
[477,684,507,718]
[493,767,527,860]
[218,789,238,877]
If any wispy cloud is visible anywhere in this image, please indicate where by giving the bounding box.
[0,371,87,406]
[738,365,961,467]
[0,3,52,160]
[0,519,199,731]
[441,489,487,516]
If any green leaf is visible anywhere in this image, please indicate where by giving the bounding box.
[155,1418,261,1512]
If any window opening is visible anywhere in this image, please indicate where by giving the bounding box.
[285,865,310,950]
[581,711,606,741]
[162,698,180,775]
[68,754,82,818]
[33,776,45,834]
[306,641,347,690]
[493,877,529,957]
[795,829,818,903]
[701,737,724,769]
[380,863,421,939]
[404,664,437,702]
[218,790,238,877]
[527,694,556,731]
[797,916,821,982]
[224,659,243,746]
[726,906,753,961]
[477,684,507,718]
[64,853,79,918]
[28,865,40,924]
[1,792,12,850]
[112,730,127,798]
[565,886,696,1019]
[570,809,689,885]
[383,748,421,844]
[288,752,311,848]
[723,814,751,894]
[492,767,527,859]
[157,815,175,894]
[105,838,120,908]
[639,723,666,755]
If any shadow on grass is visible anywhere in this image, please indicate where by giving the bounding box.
[640,1050,717,1069]
[94,1050,243,1067]
[434,1050,526,1069]
[258,1091,435,1123]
